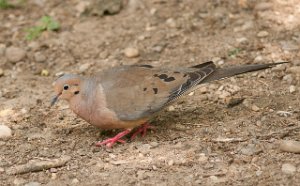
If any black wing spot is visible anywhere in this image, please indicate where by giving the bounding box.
[143,88,147,91]
[153,88,158,94]
[183,74,187,77]
[158,74,168,79]
[164,77,175,82]
[174,71,180,74]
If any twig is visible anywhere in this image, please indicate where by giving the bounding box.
[6,155,71,175]
[181,123,210,127]
[211,137,247,143]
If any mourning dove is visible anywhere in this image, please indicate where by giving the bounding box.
[51,61,287,147]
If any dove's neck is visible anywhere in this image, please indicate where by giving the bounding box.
[69,78,118,127]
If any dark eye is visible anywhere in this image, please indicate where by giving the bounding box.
[63,85,69,90]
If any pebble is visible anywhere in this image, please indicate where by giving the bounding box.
[50,167,58,173]
[236,37,248,44]
[28,42,40,51]
[0,124,12,138]
[41,69,49,76]
[209,176,221,183]
[254,55,263,63]
[167,105,175,112]
[166,18,177,28]
[75,1,90,15]
[168,159,174,166]
[251,104,260,112]
[240,144,259,156]
[5,46,26,63]
[282,74,293,84]
[150,142,159,148]
[257,31,269,38]
[279,140,300,153]
[24,182,41,186]
[289,85,296,93]
[281,163,296,175]
[256,170,263,176]
[71,178,79,184]
[34,52,46,63]
[124,47,139,58]
[79,63,91,72]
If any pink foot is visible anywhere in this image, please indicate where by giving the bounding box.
[130,122,155,140]
[95,129,131,148]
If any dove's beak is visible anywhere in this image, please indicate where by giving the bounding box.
[50,94,61,106]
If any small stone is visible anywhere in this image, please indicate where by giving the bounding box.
[0,68,4,77]
[209,176,220,183]
[281,163,296,175]
[257,31,269,38]
[79,63,91,72]
[124,47,139,58]
[251,104,260,112]
[71,178,79,184]
[199,86,208,93]
[279,140,300,153]
[24,182,41,186]
[282,74,293,83]
[5,46,26,63]
[0,125,12,138]
[198,154,208,163]
[188,91,194,96]
[167,105,175,111]
[236,37,248,44]
[0,167,4,172]
[168,160,174,166]
[152,45,163,53]
[50,168,58,173]
[34,52,46,63]
[150,142,159,148]
[256,170,263,176]
[150,8,156,15]
[254,55,263,63]
[289,85,296,93]
[28,41,40,51]
[240,144,259,156]
[166,18,177,28]
[75,1,90,15]
[41,69,49,76]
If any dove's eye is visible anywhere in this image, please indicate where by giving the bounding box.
[63,85,69,90]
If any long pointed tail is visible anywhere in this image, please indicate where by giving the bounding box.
[202,62,288,83]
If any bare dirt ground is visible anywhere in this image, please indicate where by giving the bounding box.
[1,0,300,185]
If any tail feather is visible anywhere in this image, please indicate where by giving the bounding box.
[202,62,288,83]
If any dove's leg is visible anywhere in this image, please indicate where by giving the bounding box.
[95,129,131,148]
[130,122,155,140]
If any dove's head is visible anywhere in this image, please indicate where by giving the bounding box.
[51,74,82,106]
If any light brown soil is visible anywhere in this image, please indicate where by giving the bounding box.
[0,0,299,185]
